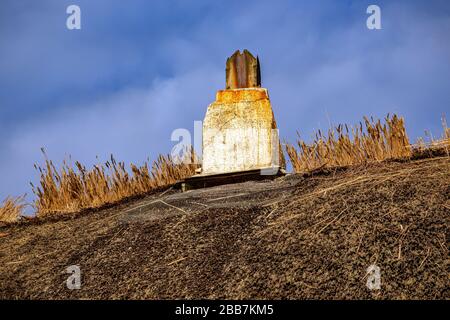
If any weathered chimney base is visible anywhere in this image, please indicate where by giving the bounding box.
[180,87,285,191]
[180,166,285,192]
[201,87,284,175]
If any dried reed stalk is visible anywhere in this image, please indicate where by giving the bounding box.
[32,148,198,216]
[285,114,412,173]
[0,196,26,223]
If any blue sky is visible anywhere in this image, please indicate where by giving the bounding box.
[0,0,449,202]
